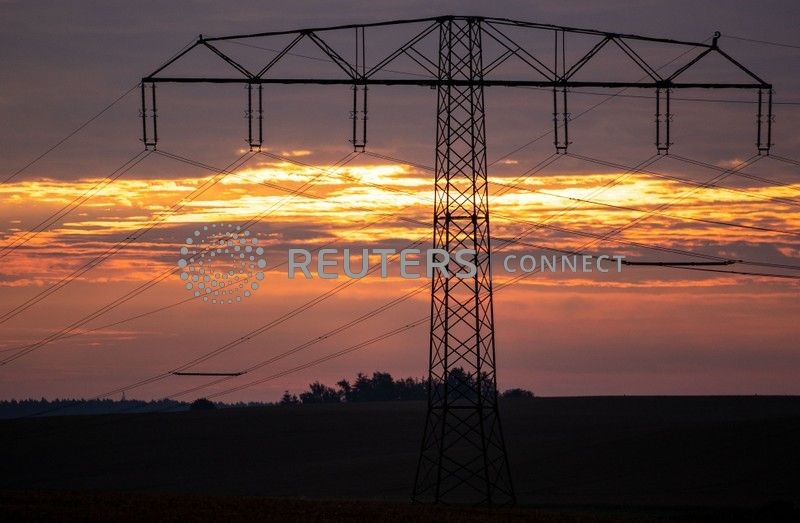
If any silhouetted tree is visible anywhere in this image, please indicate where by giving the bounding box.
[346,372,384,401]
[371,372,396,401]
[395,377,427,400]
[299,381,341,404]
[501,388,535,399]
[343,372,401,402]
[336,379,352,402]
[285,369,527,406]
[190,398,216,411]
[427,368,497,402]
[349,372,374,402]
[279,391,300,405]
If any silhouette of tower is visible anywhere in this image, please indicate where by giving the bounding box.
[412,17,515,505]
[139,14,772,507]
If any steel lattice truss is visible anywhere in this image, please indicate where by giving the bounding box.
[413,19,513,504]
[140,15,773,506]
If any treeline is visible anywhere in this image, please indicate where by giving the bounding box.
[0,398,281,418]
[280,370,534,405]
[1,370,533,417]
[0,398,190,419]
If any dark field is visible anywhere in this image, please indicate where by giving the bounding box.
[2,397,799,521]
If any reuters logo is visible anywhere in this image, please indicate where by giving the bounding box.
[177,223,266,304]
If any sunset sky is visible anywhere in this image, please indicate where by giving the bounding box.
[1,0,799,402]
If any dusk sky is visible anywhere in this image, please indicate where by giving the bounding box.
[1,0,799,402]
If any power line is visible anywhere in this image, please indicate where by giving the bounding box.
[669,265,800,279]
[102,152,800,394]
[241,149,800,278]
[14,24,792,404]
[187,221,800,403]
[365,149,800,239]
[495,179,800,238]
[257,149,800,273]
[1,84,140,186]
[21,235,431,405]
[172,261,800,405]
[570,153,800,210]
[0,121,627,367]
[0,153,555,361]
[262,151,747,268]
[520,85,800,106]
[0,150,365,364]
[205,318,430,400]
[206,34,800,264]
[1,36,205,187]
[0,151,259,330]
[0,152,257,364]
[15,147,800,420]
[193,195,800,402]
[14,149,372,417]
[165,234,429,374]
[669,153,800,195]
[0,150,362,366]
[0,150,151,258]
[152,164,627,387]
[722,34,800,50]
[768,153,800,169]
[9,152,564,399]
[12,24,792,428]
[366,149,800,273]
[168,284,432,399]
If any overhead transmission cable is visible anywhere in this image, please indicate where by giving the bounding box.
[0,152,559,361]
[0,150,360,366]
[13,31,799,412]
[15,28,796,388]
[18,146,800,418]
[92,151,800,397]
[721,34,800,50]
[0,151,256,329]
[0,85,140,186]
[0,150,152,258]
[0,152,257,363]
[365,150,800,239]
[569,153,800,210]
[1,37,199,186]
[8,144,794,365]
[16,152,567,398]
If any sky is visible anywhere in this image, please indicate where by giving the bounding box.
[1,0,799,402]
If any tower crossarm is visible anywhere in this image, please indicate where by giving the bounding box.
[140,15,772,154]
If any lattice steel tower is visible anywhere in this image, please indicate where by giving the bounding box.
[140,15,771,506]
[413,18,513,504]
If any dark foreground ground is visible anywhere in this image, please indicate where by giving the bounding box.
[2,397,799,521]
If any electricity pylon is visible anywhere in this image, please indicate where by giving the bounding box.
[140,15,771,505]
